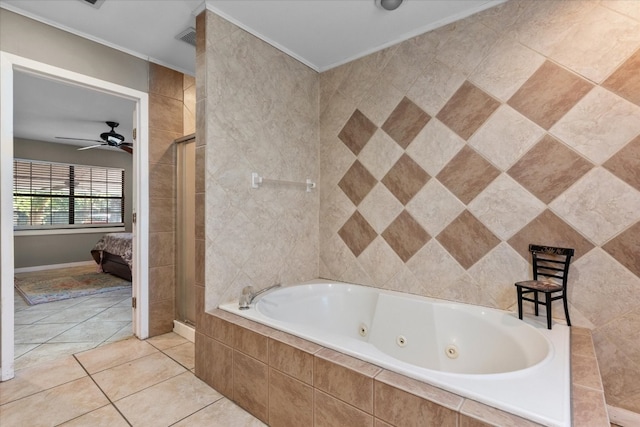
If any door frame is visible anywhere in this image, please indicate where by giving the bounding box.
[0,51,149,381]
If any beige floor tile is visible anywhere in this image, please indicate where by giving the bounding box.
[14,308,58,325]
[35,306,108,324]
[173,398,266,427]
[13,343,39,359]
[146,331,188,350]
[0,355,86,405]
[75,337,158,374]
[92,352,186,401]
[48,320,130,343]
[58,404,129,427]
[164,341,195,369]
[115,371,223,426]
[14,322,76,344]
[0,376,108,427]
[14,342,98,371]
[105,323,133,343]
[91,306,132,322]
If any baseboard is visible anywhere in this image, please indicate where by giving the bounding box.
[173,320,195,342]
[14,261,95,274]
[608,405,640,426]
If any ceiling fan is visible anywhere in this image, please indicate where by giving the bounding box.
[55,121,133,153]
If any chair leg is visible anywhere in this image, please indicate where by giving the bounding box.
[534,290,539,316]
[563,293,571,327]
[517,287,523,320]
[546,293,552,329]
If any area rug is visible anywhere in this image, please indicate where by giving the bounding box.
[15,272,131,305]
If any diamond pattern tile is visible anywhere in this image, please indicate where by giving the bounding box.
[436,146,500,204]
[338,109,378,155]
[358,183,405,234]
[468,174,546,240]
[546,5,640,83]
[550,86,640,165]
[507,61,593,130]
[407,60,466,117]
[436,210,500,269]
[338,160,377,206]
[381,97,431,149]
[570,248,640,328]
[406,179,465,237]
[435,81,501,140]
[550,168,640,246]
[603,49,640,107]
[468,105,545,171]
[603,221,640,278]
[507,209,594,262]
[603,135,640,192]
[405,119,465,177]
[507,134,593,204]
[358,130,404,180]
[381,154,430,205]
[381,210,431,262]
[338,211,377,257]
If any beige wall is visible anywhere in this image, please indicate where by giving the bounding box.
[1,10,193,337]
[196,10,319,313]
[319,0,640,413]
[0,9,148,92]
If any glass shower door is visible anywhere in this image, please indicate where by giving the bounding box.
[175,135,196,325]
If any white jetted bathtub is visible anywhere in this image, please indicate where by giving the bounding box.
[219,279,571,426]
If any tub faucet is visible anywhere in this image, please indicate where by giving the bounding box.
[238,284,281,310]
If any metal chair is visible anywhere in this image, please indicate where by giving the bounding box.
[515,244,574,329]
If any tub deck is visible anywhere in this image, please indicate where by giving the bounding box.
[195,308,610,426]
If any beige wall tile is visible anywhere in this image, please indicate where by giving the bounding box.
[460,399,541,427]
[374,380,458,426]
[315,390,374,427]
[234,325,269,363]
[234,351,269,423]
[268,333,319,385]
[314,348,380,413]
[268,369,313,427]
[195,332,233,399]
[149,298,175,336]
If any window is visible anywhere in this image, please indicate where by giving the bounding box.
[13,159,125,230]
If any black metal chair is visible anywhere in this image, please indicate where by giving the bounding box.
[515,244,574,329]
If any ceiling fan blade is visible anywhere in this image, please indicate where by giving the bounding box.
[56,136,103,143]
[77,144,106,151]
[119,145,133,154]
[120,142,133,147]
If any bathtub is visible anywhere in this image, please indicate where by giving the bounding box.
[219,279,571,427]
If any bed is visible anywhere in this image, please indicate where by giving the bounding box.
[91,232,133,281]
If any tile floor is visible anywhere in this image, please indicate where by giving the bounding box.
[14,266,134,371]
[1,332,266,426]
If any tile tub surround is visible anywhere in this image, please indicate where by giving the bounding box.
[195,0,640,417]
[195,309,608,426]
[317,0,640,414]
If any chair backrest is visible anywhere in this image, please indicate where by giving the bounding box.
[529,244,574,288]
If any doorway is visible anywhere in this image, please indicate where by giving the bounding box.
[0,52,149,381]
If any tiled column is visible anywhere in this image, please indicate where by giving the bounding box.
[148,63,183,335]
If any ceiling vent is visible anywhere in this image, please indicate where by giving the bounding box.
[176,27,197,47]
[78,0,106,9]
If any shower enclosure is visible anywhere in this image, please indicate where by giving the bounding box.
[175,134,196,326]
